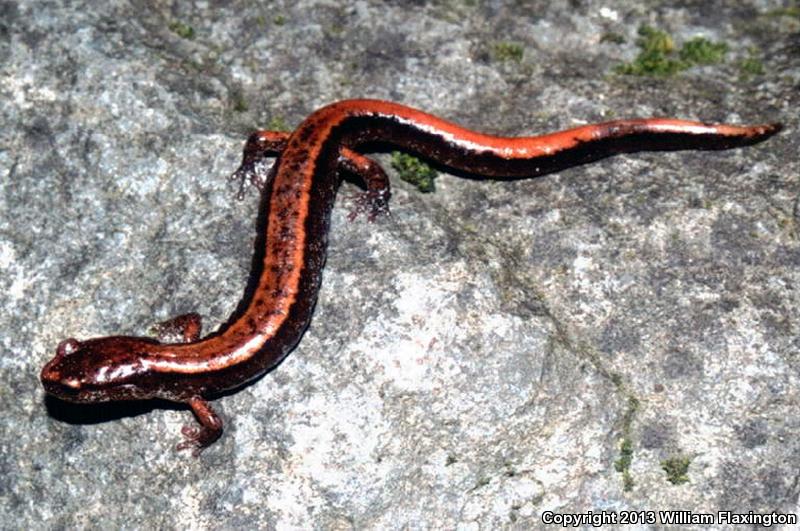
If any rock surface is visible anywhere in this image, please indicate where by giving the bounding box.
[1,0,797,528]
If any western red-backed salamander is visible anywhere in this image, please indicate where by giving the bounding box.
[40,99,781,453]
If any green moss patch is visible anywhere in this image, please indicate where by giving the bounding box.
[492,42,524,63]
[679,37,728,65]
[168,20,195,40]
[390,152,438,193]
[267,116,290,132]
[615,26,729,77]
[661,456,691,485]
[613,396,640,492]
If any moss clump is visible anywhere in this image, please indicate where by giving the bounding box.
[614,438,635,491]
[739,56,764,76]
[267,116,290,132]
[492,42,524,63]
[616,26,682,76]
[766,7,800,18]
[613,396,640,492]
[739,48,765,78]
[390,152,438,193]
[168,20,195,40]
[679,37,728,65]
[615,26,728,77]
[614,426,636,490]
[661,456,691,485]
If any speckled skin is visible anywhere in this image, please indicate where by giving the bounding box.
[40,99,781,452]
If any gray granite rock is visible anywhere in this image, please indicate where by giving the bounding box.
[2,0,797,528]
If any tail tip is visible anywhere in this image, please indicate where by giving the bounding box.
[760,122,783,137]
[736,122,783,145]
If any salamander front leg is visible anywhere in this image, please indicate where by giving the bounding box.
[150,312,203,343]
[176,396,223,456]
[148,315,222,454]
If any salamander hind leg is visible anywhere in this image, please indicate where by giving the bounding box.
[338,147,392,222]
[176,396,223,456]
[229,131,391,223]
[230,130,291,199]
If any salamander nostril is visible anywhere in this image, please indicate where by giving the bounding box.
[40,364,58,383]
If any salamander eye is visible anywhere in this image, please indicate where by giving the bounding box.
[56,338,81,357]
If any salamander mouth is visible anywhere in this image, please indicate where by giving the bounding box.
[40,376,95,403]
[40,364,119,403]
[41,378,146,403]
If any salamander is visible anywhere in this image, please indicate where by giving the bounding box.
[40,99,782,453]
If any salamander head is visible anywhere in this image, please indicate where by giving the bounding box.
[40,336,160,402]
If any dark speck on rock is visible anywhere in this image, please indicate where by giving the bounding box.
[640,422,673,450]
[661,349,704,379]
[736,418,769,449]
